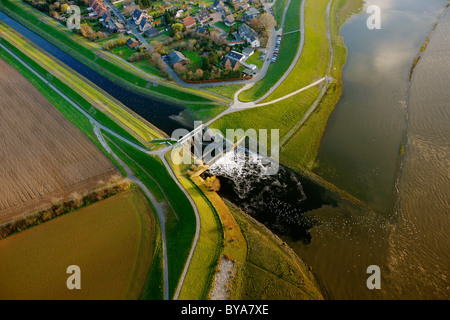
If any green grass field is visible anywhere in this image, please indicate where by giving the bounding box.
[0,188,156,299]
[245,50,264,69]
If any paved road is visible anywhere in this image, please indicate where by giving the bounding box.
[103,0,154,53]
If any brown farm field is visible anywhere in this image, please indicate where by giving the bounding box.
[0,188,156,299]
[0,57,119,223]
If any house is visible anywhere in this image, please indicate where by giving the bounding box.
[89,0,108,17]
[168,51,188,65]
[223,14,235,27]
[210,0,225,11]
[210,0,230,14]
[196,26,207,34]
[182,16,197,29]
[239,3,250,11]
[196,7,211,23]
[99,12,108,22]
[145,27,160,38]
[242,47,255,57]
[139,17,153,32]
[132,9,145,25]
[227,32,245,45]
[238,23,260,47]
[244,7,260,20]
[175,9,184,18]
[127,38,139,49]
[104,16,124,33]
[226,50,245,62]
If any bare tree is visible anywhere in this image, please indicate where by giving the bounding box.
[258,13,276,30]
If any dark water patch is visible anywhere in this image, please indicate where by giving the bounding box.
[205,150,339,244]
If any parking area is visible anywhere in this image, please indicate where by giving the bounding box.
[271,34,281,63]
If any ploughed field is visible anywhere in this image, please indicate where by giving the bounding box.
[0,57,119,223]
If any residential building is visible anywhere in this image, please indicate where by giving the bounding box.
[223,14,236,27]
[245,7,260,20]
[104,16,124,33]
[89,0,108,17]
[196,7,211,23]
[223,57,241,70]
[132,9,145,25]
[168,51,188,65]
[196,26,207,34]
[239,3,250,11]
[183,16,197,29]
[238,23,260,47]
[242,47,255,57]
[139,17,153,32]
[226,50,245,62]
[145,28,160,38]
[127,38,139,49]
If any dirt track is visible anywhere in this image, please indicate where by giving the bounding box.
[0,57,119,224]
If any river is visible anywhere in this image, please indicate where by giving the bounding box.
[289,0,449,299]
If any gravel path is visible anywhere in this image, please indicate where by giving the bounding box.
[210,256,235,300]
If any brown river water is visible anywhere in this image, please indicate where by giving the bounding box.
[287,0,449,299]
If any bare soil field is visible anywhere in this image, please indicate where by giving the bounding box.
[0,57,119,224]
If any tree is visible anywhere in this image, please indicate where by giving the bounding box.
[60,3,70,13]
[250,18,261,32]
[171,23,185,36]
[208,51,218,65]
[201,55,210,70]
[205,176,221,191]
[80,24,96,41]
[195,68,203,79]
[258,13,276,30]
[224,58,232,70]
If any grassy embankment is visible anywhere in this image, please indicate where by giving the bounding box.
[0,0,229,108]
[102,134,197,299]
[0,188,157,300]
[177,169,325,299]
[165,155,224,300]
[211,0,363,185]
